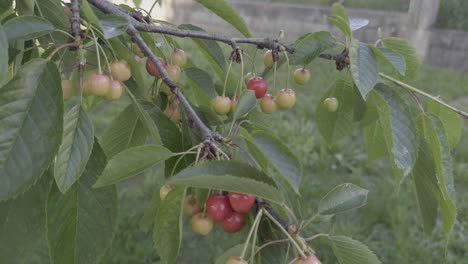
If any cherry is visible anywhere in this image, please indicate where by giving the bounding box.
[293,255,321,264]
[225,256,248,264]
[212,96,232,115]
[247,77,268,99]
[260,94,277,114]
[191,213,213,236]
[206,194,232,222]
[164,105,180,123]
[264,50,274,68]
[293,68,310,85]
[230,96,239,112]
[221,212,246,233]
[275,88,296,109]
[166,64,182,82]
[228,192,256,213]
[159,184,174,200]
[61,79,72,100]
[106,80,124,100]
[146,57,166,77]
[132,43,144,57]
[110,60,131,82]
[86,73,111,96]
[183,195,202,217]
[323,97,339,112]
[171,49,187,67]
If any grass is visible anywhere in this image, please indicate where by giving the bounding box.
[270,0,410,11]
[91,43,468,263]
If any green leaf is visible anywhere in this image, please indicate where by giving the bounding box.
[182,67,214,106]
[315,78,356,144]
[251,130,303,193]
[427,100,462,150]
[54,105,94,194]
[3,15,54,42]
[35,0,70,43]
[179,24,225,81]
[0,170,52,263]
[420,114,456,240]
[331,3,349,22]
[372,85,418,181]
[328,15,351,38]
[127,88,162,144]
[99,15,128,39]
[100,104,147,158]
[153,187,184,264]
[290,31,337,65]
[80,0,102,32]
[47,142,118,264]
[0,59,63,201]
[371,47,406,76]
[0,25,8,80]
[350,41,378,99]
[382,37,420,78]
[364,119,389,161]
[168,160,283,204]
[94,145,173,187]
[232,89,256,121]
[318,183,368,215]
[195,0,251,37]
[329,235,381,264]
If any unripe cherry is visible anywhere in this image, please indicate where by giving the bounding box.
[171,49,187,67]
[191,213,214,235]
[110,60,131,81]
[292,255,321,264]
[106,80,124,100]
[87,73,111,97]
[260,94,277,114]
[323,97,339,112]
[293,68,310,85]
[183,195,202,217]
[212,96,232,115]
[264,50,274,68]
[275,88,296,109]
[166,64,182,82]
[225,256,248,264]
[159,184,174,200]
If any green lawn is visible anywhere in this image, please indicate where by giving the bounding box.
[94,44,468,263]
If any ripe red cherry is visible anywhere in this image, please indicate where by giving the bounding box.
[159,184,174,200]
[183,195,202,217]
[323,97,339,112]
[146,57,166,77]
[264,50,274,68]
[110,60,131,81]
[87,73,111,96]
[212,96,232,115]
[171,49,187,67]
[275,88,296,109]
[106,80,124,101]
[206,194,232,222]
[293,255,321,264]
[61,79,72,100]
[247,77,268,99]
[191,213,213,235]
[221,212,246,233]
[225,256,248,264]
[228,192,256,213]
[166,64,182,82]
[260,94,277,114]
[293,68,310,85]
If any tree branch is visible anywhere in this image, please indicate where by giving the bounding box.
[87,0,293,53]
[70,0,81,40]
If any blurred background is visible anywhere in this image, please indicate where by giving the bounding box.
[102,0,468,263]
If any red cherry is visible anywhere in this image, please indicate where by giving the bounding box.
[293,255,321,264]
[228,192,256,213]
[225,256,248,264]
[247,77,268,99]
[206,194,232,222]
[146,57,166,77]
[260,94,277,114]
[221,212,246,233]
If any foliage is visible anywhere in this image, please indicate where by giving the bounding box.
[0,1,466,264]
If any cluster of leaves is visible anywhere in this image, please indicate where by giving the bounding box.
[0,0,464,264]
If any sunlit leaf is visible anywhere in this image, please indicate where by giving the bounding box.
[350,41,378,99]
[318,183,368,215]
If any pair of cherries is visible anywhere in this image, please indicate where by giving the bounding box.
[206,192,256,233]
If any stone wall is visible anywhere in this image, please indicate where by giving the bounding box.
[160,0,468,71]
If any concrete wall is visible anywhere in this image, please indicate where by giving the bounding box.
[158,0,468,71]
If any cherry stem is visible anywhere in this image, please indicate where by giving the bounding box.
[273,61,278,92]
[263,209,308,259]
[379,72,468,119]
[89,28,102,74]
[222,60,233,97]
[46,43,78,61]
[304,233,329,241]
[284,52,291,88]
[240,210,263,260]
